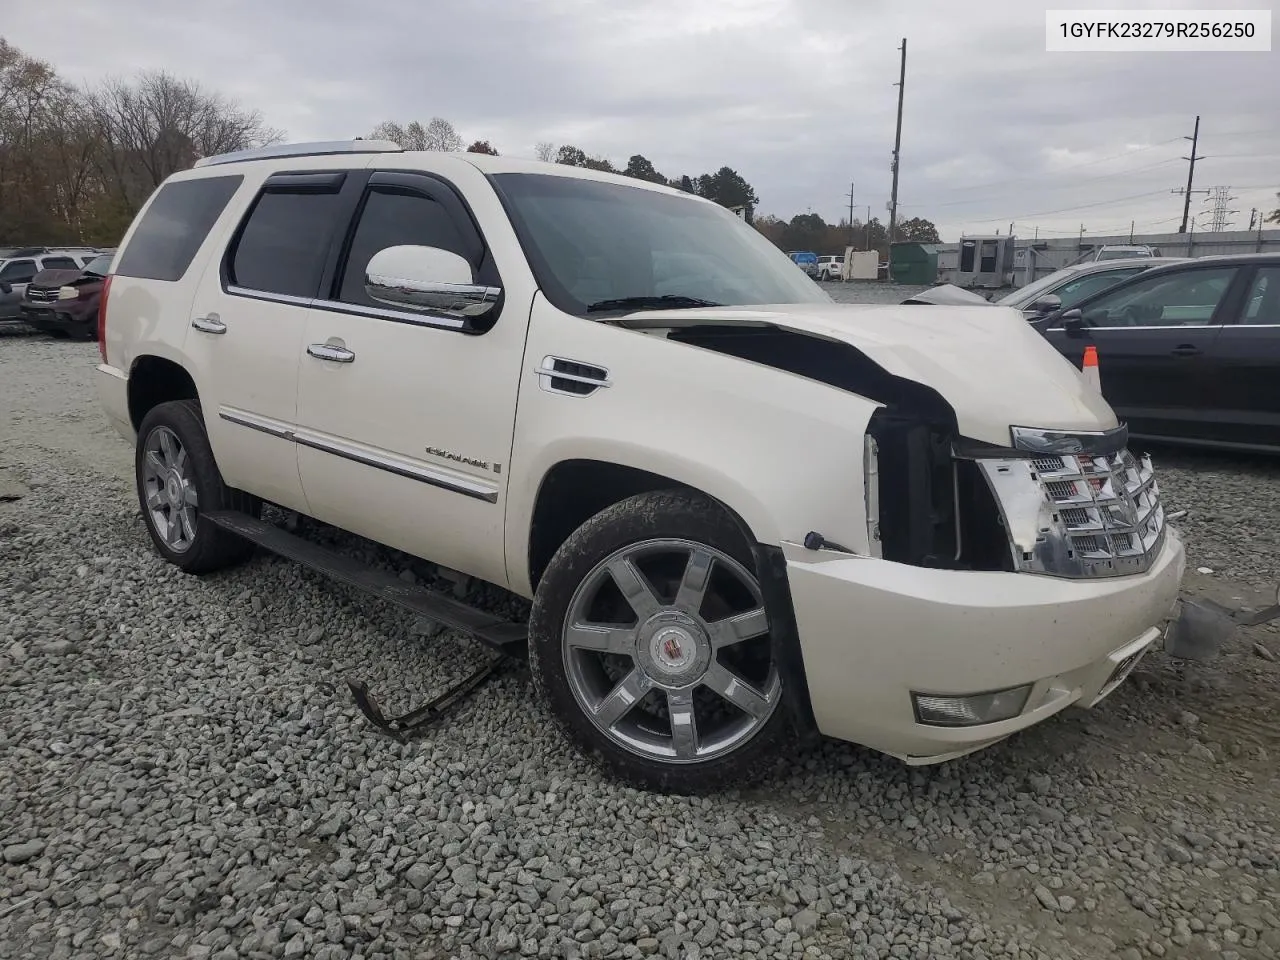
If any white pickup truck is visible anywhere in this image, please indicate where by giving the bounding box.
[95,140,1184,793]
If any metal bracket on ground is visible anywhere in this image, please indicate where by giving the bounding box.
[347,655,507,741]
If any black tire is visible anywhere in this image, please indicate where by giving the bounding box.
[135,399,260,574]
[529,489,793,794]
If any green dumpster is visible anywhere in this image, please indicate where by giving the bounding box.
[889,242,939,285]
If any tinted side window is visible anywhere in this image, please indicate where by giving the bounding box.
[43,257,76,270]
[336,189,471,307]
[1242,267,1280,325]
[0,259,36,283]
[229,189,345,299]
[1054,268,1143,307]
[1081,268,1236,328]
[115,175,243,282]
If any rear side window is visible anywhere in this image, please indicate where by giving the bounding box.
[228,181,346,299]
[114,175,243,282]
[0,259,36,283]
[43,257,76,270]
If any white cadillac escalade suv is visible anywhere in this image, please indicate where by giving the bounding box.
[94,140,1185,793]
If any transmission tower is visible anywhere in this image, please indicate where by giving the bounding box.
[1203,186,1239,232]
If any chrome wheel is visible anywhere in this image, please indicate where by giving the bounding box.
[562,538,780,764]
[141,425,199,553]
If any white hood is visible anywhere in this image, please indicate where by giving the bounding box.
[627,302,1118,446]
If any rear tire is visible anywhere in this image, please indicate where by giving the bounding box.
[135,399,260,574]
[529,489,792,794]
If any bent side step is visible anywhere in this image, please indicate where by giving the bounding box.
[205,510,527,655]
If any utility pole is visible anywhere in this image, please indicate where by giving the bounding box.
[845,182,855,245]
[1204,186,1238,232]
[1249,207,1259,231]
[1078,223,1085,246]
[1177,115,1203,233]
[886,37,907,278]
[1129,221,1134,242]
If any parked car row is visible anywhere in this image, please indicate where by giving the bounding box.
[906,253,1280,454]
[0,246,114,339]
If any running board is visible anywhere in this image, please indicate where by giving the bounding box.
[205,510,528,654]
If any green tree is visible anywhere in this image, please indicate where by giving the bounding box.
[1266,192,1279,224]
[780,213,828,253]
[896,217,941,243]
[694,166,759,212]
[622,154,666,184]
[555,144,615,172]
[466,139,498,155]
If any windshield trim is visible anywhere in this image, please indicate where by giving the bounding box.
[486,171,830,319]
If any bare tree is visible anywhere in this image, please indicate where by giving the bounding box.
[0,40,84,242]
[90,70,283,210]
[369,117,462,151]
[534,140,557,163]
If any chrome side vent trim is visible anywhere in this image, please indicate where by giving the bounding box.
[536,356,611,396]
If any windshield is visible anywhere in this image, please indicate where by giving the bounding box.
[83,254,112,276]
[996,267,1078,306]
[492,173,830,315]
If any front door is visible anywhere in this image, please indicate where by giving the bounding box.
[293,169,533,588]
[1041,263,1243,442]
[185,168,363,513]
[1203,265,1280,450]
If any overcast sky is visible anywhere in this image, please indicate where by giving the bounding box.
[6,0,1278,242]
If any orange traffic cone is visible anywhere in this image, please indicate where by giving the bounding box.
[1082,345,1101,391]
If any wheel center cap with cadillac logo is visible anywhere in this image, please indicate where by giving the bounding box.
[637,612,712,685]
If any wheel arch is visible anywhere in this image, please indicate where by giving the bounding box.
[523,457,818,739]
[128,355,200,432]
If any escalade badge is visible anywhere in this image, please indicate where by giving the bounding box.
[425,446,499,473]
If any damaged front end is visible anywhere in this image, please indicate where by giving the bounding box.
[866,410,1172,581]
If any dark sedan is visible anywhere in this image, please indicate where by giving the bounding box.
[1029,254,1280,453]
[20,252,113,340]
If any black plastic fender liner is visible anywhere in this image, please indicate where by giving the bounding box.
[751,542,821,744]
[699,492,821,744]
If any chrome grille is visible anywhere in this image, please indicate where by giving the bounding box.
[25,287,59,303]
[979,447,1167,579]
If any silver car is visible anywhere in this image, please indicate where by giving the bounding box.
[996,257,1188,318]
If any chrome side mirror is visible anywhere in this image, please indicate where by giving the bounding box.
[364,244,501,321]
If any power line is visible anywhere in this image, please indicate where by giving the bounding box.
[898,156,1182,209]
[905,137,1184,199]
[961,188,1171,225]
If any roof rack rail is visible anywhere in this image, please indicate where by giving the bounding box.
[193,139,404,168]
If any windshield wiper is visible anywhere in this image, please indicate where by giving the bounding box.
[585,295,722,314]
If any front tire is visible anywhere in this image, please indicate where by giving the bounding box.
[135,399,260,574]
[529,489,792,793]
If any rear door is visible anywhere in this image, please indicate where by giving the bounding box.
[1041,263,1245,441]
[1203,265,1280,450]
[183,168,367,513]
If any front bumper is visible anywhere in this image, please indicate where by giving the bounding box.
[95,363,134,444]
[21,301,96,334]
[784,527,1185,763]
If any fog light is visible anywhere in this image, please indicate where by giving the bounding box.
[911,684,1033,727]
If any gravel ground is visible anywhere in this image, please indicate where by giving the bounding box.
[2,328,1279,960]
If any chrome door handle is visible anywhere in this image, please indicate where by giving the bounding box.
[307,343,355,363]
[191,313,226,335]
